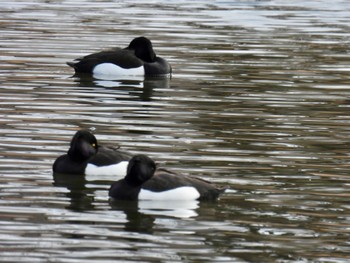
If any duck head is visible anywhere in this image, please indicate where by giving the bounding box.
[127,37,156,63]
[68,130,98,162]
[125,154,156,186]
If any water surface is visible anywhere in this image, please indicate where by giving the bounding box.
[1,0,350,262]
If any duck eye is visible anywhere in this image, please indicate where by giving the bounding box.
[91,143,96,148]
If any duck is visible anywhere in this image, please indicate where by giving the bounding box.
[53,130,130,176]
[67,37,172,79]
[109,154,225,201]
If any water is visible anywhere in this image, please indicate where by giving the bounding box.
[1,0,350,262]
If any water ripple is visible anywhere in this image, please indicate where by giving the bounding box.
[1,0,350,262]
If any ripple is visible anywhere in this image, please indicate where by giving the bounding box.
[1,0,350,262]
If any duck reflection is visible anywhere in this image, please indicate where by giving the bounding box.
[53,172,95,211]
[109,199,199,233]
[138,200,199,218]
[71,74,170,101]
[109,201,155,233]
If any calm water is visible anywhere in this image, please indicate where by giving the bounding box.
[1,0,350,262]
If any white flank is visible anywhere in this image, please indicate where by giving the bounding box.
[139,186,200,201]
[85,161,128,177]
[93,63,145,80]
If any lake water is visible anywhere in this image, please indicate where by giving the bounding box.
[1,0,350,262]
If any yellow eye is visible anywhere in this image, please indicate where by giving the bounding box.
[92,143,96,148]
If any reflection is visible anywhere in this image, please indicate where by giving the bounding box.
[53,172,95,211]
[110,201,155,233]
[110,199,199,233]
[71,74,170,101]
[138,200,199,218]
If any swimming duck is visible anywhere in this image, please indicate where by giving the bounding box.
[67,37,171,79]
[53,130,130,176]
[109,154,225,201]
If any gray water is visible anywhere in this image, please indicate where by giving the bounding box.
[1,0,350,262]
